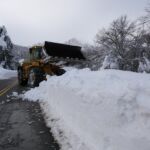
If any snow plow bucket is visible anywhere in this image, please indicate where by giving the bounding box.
[44,41,85,59]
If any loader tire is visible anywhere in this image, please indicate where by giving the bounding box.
[18,68,27,86]
[28,68,45,87]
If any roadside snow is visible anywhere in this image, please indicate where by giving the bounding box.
[24,68,150,150]
[0,67,17,79]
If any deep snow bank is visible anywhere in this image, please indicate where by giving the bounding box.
[0,67,17,79]
[24,68,150,150]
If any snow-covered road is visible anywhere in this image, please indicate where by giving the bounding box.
[0,68,60,150]
[24,68,150,150]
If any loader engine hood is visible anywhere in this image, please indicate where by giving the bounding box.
[44,41,85,59]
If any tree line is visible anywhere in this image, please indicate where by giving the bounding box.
[68,3,150,72]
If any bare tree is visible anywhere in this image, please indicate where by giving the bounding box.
[96,16,136,59]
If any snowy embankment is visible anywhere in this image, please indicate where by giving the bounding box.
[0,67,17,79]
[24,68,150,150]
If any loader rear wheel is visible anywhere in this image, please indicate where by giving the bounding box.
[18,68,27,86]
[28,68,45,87]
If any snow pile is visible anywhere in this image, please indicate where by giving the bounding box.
[0,67,17,79]
[24,68,150,150]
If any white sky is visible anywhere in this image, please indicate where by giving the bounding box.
[0,0,148,46]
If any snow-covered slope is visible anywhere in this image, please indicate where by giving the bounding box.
[24,68,150,150]
[0,26,13,69]
[0,26,13,51]
[0,26,7,48]
[0,26,28,69]
[0,67,17,79]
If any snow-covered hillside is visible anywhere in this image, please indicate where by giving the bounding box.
[0,67,17,79]
[24,68,150,150]
[0,26,13,69]
[0,26,28,69]
[0,26,9,48]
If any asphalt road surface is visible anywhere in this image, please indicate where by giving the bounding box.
[0,77,60,150]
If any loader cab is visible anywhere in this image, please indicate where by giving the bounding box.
[29,46,44,60]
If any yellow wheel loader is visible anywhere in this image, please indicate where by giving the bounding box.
[17,41,85,87]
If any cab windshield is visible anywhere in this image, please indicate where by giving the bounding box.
[34,48,42,59]
[30,47,44,60]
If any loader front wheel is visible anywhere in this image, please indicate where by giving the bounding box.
[18,68,27,86]
[28,68,45,87]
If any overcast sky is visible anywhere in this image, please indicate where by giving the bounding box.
[0,0,148,46]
